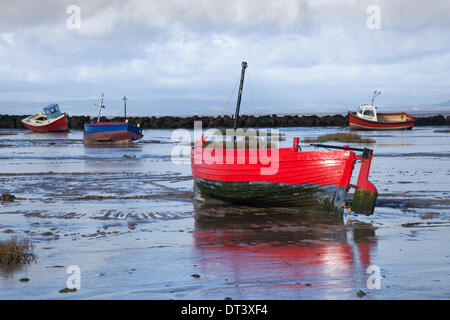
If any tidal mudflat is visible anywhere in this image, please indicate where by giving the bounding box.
[0,127,449,299]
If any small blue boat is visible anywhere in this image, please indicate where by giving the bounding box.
[83,94,143,145]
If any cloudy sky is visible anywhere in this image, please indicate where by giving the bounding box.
[0,0,449,116]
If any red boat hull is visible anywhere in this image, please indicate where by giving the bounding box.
[192,148,356,186]
[191,145,359,213]
[348,112,415,130]
[22,114,68,132]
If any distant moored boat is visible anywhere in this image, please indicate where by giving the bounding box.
[83,94,143,145]
[21,104,69,132]
[348,91,415,130]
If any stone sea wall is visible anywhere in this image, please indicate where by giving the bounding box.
[1,114,449,129]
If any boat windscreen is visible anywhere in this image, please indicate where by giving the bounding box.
[363,109,374,117]
[43,104,62,119]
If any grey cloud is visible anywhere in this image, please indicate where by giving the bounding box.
[2,0,450,36]
[0,0,449,114]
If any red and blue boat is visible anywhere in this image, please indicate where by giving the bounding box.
[191,62,378,215]
[83,94,143,145]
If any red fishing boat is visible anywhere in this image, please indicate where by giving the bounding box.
[22,104,69,132]
[191,62,378,215]
[348,91,415,130]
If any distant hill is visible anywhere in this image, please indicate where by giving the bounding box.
[432,100,450,107]
[1,97,449,117]
[0,98,229,117]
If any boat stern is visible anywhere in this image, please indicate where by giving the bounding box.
[351,148,378,215]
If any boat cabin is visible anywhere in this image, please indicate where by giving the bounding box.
[43,104,62,120]
[356,104,377,122]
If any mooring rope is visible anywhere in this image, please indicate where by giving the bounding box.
[247,69,257,118]
[220,72,240,117]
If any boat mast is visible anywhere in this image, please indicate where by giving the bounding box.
[371,90,381,106]
[122,96,128,120]
[96,93,105,123]
[233,61,248,142]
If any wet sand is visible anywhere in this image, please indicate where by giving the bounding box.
[0,127,449,299]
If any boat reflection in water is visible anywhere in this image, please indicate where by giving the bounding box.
[24,131,69,139]
[82,143,143,173]
[193,203,377,299]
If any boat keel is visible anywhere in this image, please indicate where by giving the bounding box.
[194,178,348,215]
[351,187,377,215]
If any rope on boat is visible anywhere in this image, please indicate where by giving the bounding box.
[309,143,372,158]
[220,72,241,117]
[343,114,349,127]
[246,69,257,119]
